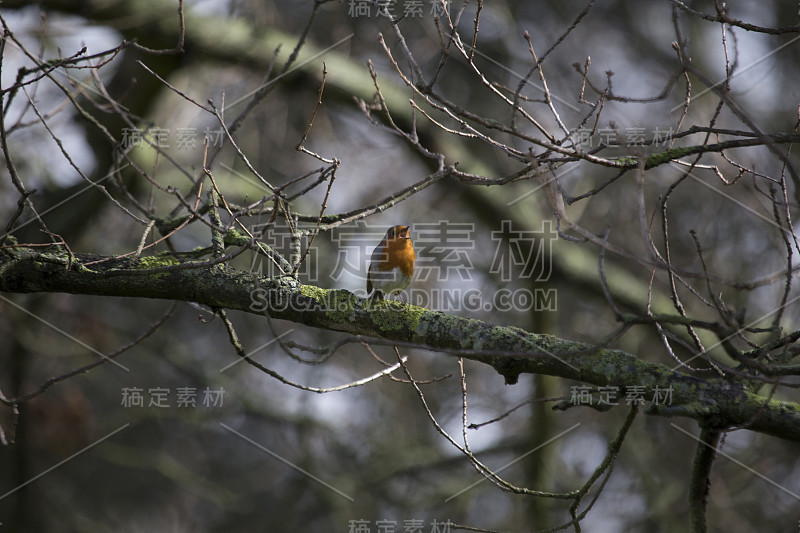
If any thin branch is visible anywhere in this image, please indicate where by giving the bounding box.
[0,304,177,406]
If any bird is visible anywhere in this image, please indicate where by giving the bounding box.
[367,225,416,301]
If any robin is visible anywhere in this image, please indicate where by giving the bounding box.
[367,225,416,300]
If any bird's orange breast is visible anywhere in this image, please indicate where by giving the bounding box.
[379,238,415,277]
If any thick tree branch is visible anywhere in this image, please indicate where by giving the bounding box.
[2,245,800,441]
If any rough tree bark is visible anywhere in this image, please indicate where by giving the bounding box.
[3,244,799,442]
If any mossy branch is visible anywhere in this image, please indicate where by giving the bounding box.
[2,245,800,441]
